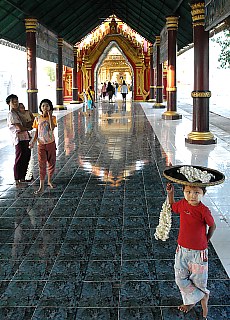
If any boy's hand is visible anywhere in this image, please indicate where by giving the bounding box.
[166,183,175,205]
[166,183,174,193]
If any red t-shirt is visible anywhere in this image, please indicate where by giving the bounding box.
[172,199,215,250]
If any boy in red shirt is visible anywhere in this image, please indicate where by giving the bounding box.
[166,182,216,319]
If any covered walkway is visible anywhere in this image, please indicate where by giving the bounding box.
[0,99,229,319]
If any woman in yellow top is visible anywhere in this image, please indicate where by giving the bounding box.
[30,99,57,194]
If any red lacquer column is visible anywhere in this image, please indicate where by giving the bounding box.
[162,16,181,120]
[71,47,79,103]
[154,36,165,108]
[186,1,216,144]
[163,64,167,101]
[77,55,83,96]
[149,45,155,101]
[25,18,38,113]
[56,37,66,110]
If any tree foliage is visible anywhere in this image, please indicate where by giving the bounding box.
[44,66,55,82]
[213,30,230,69]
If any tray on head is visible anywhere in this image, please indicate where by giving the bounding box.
[163,165,225,187]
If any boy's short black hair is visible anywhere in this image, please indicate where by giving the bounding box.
[182,185,206,194]
[39,99,54,112]
[6,94,18,105]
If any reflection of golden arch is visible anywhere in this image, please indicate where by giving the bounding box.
[82,34,149,101]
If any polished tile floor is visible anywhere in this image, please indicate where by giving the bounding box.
[0,98,229,319]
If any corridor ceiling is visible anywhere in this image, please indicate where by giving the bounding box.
[0,0,193,51]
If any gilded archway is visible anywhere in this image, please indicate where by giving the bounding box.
[77,18,150,101]
[94,41,133,100]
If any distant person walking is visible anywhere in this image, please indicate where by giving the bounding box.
[101,82,107,100]
[106,81,114,103]
[86,86,95,111]
[30,99,57,194]
[6,94,31,186]
[120,80,128,102]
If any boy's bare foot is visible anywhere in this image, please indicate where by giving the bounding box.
[201,293,209,318]
[178,304,195,313]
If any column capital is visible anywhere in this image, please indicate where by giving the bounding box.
[191,2,205,27]
[58,38,63,47]
[24,18,37,32]
[155,36,160,45]
[73,47,78,56]
[166,16,179,30]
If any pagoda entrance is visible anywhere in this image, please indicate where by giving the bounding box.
[94,41,133,100]
[72,17,150,102]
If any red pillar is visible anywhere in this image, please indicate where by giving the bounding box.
[25,18,38,113]
[56,37,66,110]
[78,56,83,97]
[71,47,80,103]
[163,64,167,101]
[186,1,216,144]
[162,16,181,120]
[154,36,165,108]
[149,45,155,101]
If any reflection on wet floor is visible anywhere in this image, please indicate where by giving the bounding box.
[0,99,229,319]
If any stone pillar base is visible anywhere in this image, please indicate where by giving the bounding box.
[162,111,182,120]
[55,105,67,110]
[153,102,165,109]
[185,131,217,145]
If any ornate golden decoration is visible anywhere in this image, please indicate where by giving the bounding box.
[162,110,181,120]
[56,88,63,91]
[155,36,160,45]
[166,16,179,30]
[58,38,63,47]
[154,102,165,108]
[109,18,118,34]
[27,89,38,93]
[24,18,37,32]
[166,87,177,92]
[187,131,215,141]
[155,86,164,89]
[191,91,211,98]
[191,2,205,27]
